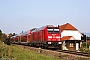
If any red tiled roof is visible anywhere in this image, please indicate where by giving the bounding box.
[61,36,75,41]
[59,23,77,32]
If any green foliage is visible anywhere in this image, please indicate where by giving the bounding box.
[12,33,16,36]
[1,34,7,42]
[0,42,59,60]
[0,41,89,60]
[0,30,2,38]
[80,42,90,53]
[81,42,89,48]
[0,41,12,59]
[0,30,7,42]
[11,46,59,60]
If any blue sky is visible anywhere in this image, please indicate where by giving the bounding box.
[0,0,90,34]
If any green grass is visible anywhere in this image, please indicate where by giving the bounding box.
[11,45,59,60]
[0,41,59,60]
[0,41,90,60]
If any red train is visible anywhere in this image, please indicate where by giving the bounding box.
[10,25,62,48]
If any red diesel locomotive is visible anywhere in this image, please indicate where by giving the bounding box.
[11,25,62,48]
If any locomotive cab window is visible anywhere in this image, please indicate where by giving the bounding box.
[54,29,59,33]
[47,27,59,34]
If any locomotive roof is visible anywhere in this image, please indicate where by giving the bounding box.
[32,25,57,32]
[14,30,31,36]
[32,26,48,32]
[20,30,31,36]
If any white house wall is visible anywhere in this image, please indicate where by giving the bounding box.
[61,30,81,40]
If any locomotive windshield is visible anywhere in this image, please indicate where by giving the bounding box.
[47,27,60,34]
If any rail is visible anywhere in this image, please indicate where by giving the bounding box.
[57,50,90,57]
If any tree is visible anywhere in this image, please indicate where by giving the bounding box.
[9,33,12,37]
[1,33,7,42]
[81,33,86,42]
[12,33,16,36]
[0,30,2,38]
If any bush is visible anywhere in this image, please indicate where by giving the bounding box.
[80,42,90,53]
[81,42,89,48]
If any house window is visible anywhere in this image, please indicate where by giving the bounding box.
[70,43,73,47]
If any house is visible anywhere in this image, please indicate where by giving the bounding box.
[59,23,83,51]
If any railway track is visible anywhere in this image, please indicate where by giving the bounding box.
[57,50,90,57]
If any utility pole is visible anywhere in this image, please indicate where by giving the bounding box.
[86,33,87,50]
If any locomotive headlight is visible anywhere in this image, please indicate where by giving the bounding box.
[48,42,51,44]
[58,42,62,44]
[56,36,60,38]
[48,36,52,38]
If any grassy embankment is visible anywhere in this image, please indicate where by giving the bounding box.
[0,41,90,60]
[0,41,59,60]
